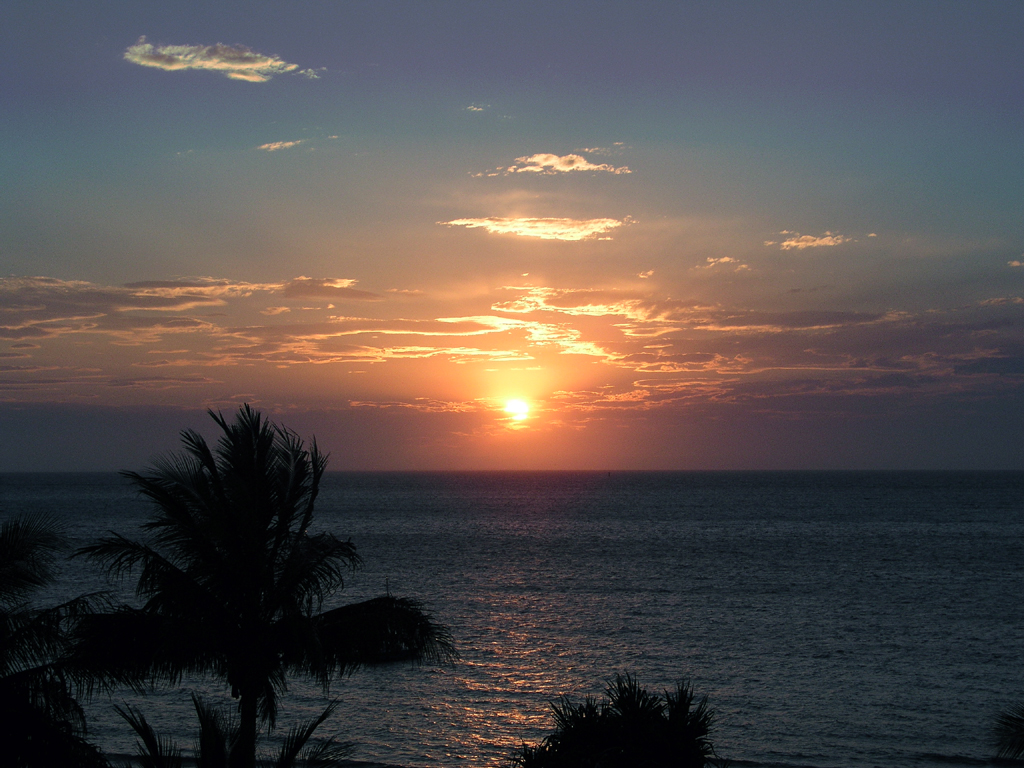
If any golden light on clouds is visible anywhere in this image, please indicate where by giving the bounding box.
[766,231,852,250]
[440,217,629,241]
[503,153,631,175]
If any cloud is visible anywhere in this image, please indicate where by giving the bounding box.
[107,375,220,389]
[1009,260,1024,268]
[0,277,233,340]
[7,273,1024,421]
[257,140,305,151]
[696,257,749,271]
[441,217,628,241]
[279,277,381,301]
[577,143,627,156]
[124,37,314,82]
[492,286,894,338]
[122,278,276,300]
[503,153,630,175]
[773,231,852,250]
[493,287,650,321]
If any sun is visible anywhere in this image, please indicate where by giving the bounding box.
[504,399,530,421]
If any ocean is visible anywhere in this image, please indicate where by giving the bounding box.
[2,471,1023,768]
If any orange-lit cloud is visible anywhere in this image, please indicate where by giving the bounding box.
[769,231,852,250]
[503,153,631,175]
[279,277,381,301]
[5,275,1024,427]
[493,287,650,320]
[124,37,317,82]
[441,217,628,241]
[696,257,750,271]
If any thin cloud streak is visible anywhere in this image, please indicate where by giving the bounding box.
[257,140,305,151]
[441,217,628,241]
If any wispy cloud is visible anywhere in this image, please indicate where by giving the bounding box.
[257,140,305,151]
[280,277,381,301]
[493,287,650,321]
[502,153,630,175]
[124,37,317,82]
[6,274,1024,421]
[441,217,629,241]
[768,231,852,250]
[576,143,627,156]
[0,276,379,344]
[107,375,219,389]
[696,256,749,271]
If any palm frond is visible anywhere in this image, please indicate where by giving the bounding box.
[273,700,352,768]
[995,703,1024,760]
[115,702,184,768]
[192,693,234,768]
[0,514,64,607]
[315,595,456,675]
[273,533,360,614]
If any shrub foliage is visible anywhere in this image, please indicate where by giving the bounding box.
[512,675,725,768]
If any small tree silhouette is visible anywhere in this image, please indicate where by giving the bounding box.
[512,674,726,768]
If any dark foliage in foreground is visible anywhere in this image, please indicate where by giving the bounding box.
[995,703,1024,760]
[116,694,352,768]
[74,404,455,768]
[512,675,725,768]
[0,515,109,767]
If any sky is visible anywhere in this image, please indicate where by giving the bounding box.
[2,0,1024,471]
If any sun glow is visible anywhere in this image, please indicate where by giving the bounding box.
[504,399,530,420]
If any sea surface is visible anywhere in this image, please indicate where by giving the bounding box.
[2,471,1024,768]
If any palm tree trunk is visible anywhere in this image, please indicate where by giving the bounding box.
[230,687,259,768]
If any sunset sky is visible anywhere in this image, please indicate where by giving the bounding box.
[3,1,1024,470]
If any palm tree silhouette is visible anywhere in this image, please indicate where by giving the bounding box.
[116,694,353,768]
[0,514,108,767]
[75,405,454,768]
[512,675,725,768]
[995,703,1024,760]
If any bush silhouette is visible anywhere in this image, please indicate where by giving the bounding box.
[512,675,725,768]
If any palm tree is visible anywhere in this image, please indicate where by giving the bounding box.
[512,674,725,768]
[116,695,353,768]
[74,404,454,768]
[995,703,1024,760]
[0,514,109,767]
